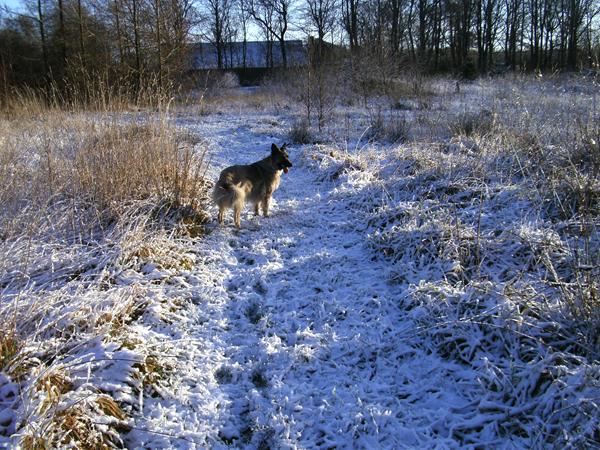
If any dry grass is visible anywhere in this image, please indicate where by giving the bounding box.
[198,83,290,115]
[0,331,21,371]
[0,100,210,237]
[2,72,598,447]
[0,73,177,118]
[74,121,210,214]
[367,109,411,143]
[448,109,496,137]
[0,87,211,447]
[289,118,312,144]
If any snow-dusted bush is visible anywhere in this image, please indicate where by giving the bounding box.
[367,109,411,143]
[448,109,496,137]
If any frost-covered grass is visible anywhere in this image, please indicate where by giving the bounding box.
[0,105,210,447]
[1,74,599,448]
[306,135,600,444]
[300,74,600,445]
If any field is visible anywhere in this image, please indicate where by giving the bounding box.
[0,73,599,448]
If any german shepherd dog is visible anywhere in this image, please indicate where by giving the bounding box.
[213,143,292,228]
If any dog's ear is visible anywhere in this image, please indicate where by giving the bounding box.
[281,143,288,151]
[271,143,279,153]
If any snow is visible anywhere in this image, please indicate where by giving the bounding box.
[1,77,599,448]
[124,110,597,448]
[93,114,472,448]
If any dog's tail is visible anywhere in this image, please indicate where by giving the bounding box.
[212,181,244,209]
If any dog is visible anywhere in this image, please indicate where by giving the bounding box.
[212,143,292,228]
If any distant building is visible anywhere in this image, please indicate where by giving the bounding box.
[189,40,308,71]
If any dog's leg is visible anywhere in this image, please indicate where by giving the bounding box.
[218,206,225,225]
[254,203,260,216]
[262,193,271,217]
[233,204,242,228]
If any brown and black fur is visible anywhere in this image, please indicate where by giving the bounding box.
[213,143,292,228]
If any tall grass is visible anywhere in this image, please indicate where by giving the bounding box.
[1,90,210,226]
[0,84,210,447]
[0,71,179,116]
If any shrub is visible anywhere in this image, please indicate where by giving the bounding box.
[367,109,411,143]
[289,119,312,144]
[449,109,495,137]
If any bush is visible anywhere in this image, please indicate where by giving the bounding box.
[367,109,411,143]
[461,59,477,80]
[289,119,312,144]
[449,109,495,137]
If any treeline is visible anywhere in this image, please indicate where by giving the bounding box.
[205,0,599,74]
[0,0,198,97]
[345,0,600,73]
[0,0,599,97]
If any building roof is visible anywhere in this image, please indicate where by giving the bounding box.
[189,40,308,70]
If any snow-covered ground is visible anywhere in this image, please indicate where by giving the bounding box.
[1,76,599,448]
[133,98,600,447]
[123,114,479,448]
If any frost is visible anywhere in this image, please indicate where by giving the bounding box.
[2,77,599,447]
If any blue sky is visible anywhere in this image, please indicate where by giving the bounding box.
[1,0,22,13]
[0,0,307,42]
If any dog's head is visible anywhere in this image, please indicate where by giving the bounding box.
[271,143,292,174]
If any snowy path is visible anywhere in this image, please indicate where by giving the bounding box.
[130,115,472,449]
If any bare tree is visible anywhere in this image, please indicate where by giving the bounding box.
[341,0,359,50]
[204,0,233,68]
[160,0,199,75]
[237,0,251,67]
[113,0,125,67]
[504,0,521,69]
[77,0,85,61]
[304,0,337,54]
[303,0,338,129]
[153,0,163,85]
[56,0,66,64]
[476,0,500,71]
[246,0,293,67]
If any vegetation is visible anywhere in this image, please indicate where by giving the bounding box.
[0,90,210,447]
[0,0,599,105]
[0,0,598,441]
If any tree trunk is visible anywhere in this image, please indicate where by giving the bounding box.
[567,0,579,69]
[132,0,142,89]
[37,0,50,83]
[279,38,287,68]
[155,0,163,87]
[77,0,85,62]
[418,0,427,60]
[58,0,67,65]
[477,0,484,71]
[114,0,125,68]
